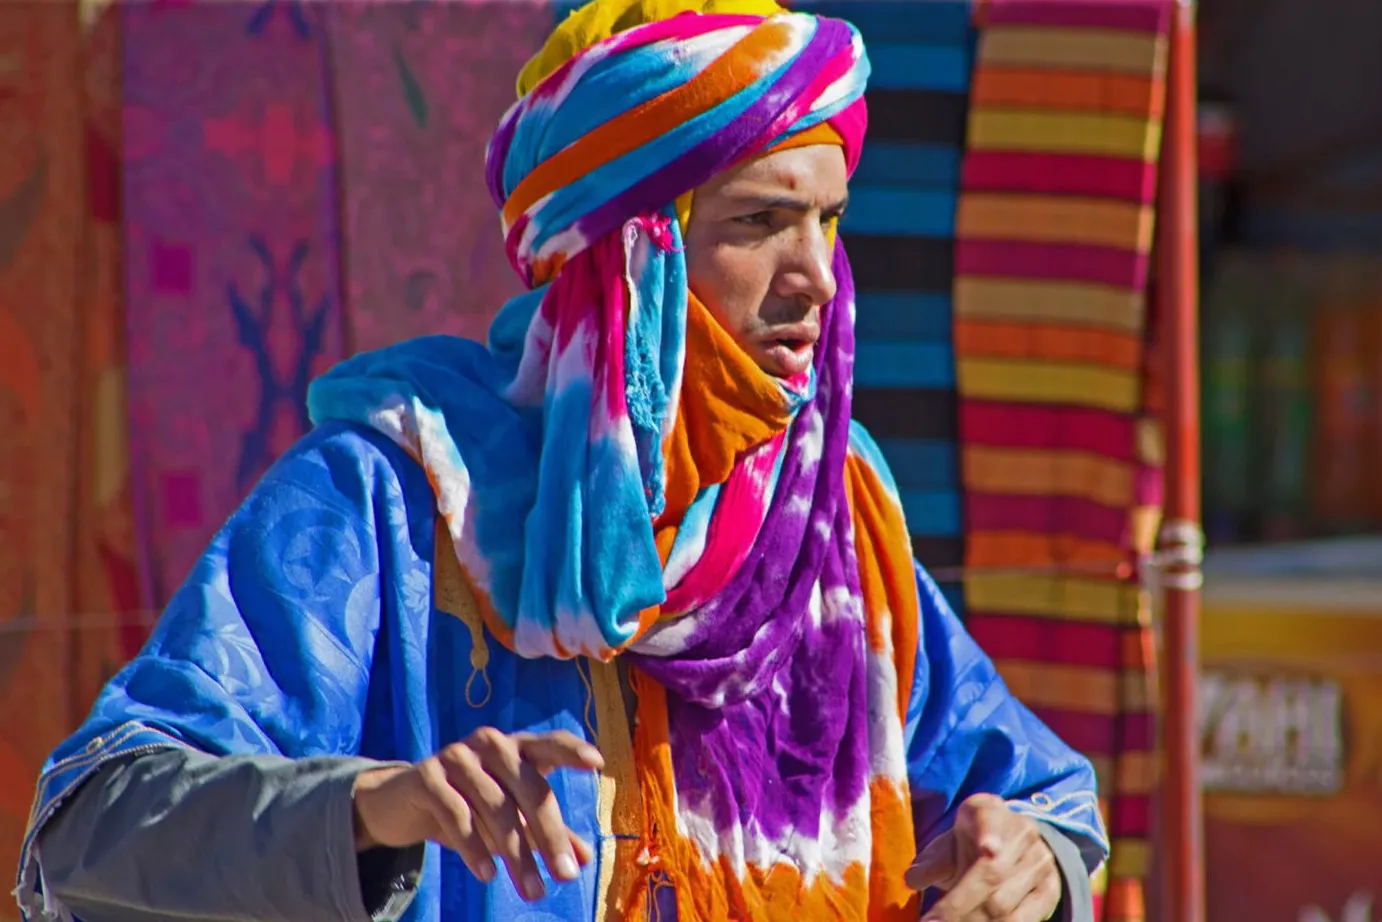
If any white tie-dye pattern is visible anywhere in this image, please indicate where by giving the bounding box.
[745,456,774,490]
[631,606,703,655]
[601,406,643,466]
[820,585,861,625]
[363,396,497,601]
[550,319,598,394]
[775,13,817,54]
[544,601,633,659]
[621,222,648,322]
[725,644,782,701]
[675,783,873,886]
[815,793,873,882]
[415,407,502,602]
[528,223,591,272]
[661,564,883,881]
[796,407,825,470]
[519,33,618,128]
[364,397,418,458]
[677,799,731,873]
[846,436,910,789]
[808,39,867,113]
[654,25,751,72]
[662,504,712,587]
[504,188,552,240]
[535,20,746,117]
[866,631,908,782]
[504,308,555,407]
[413,405,470,520]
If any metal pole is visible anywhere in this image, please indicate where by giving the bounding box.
[1155,3,1205,921]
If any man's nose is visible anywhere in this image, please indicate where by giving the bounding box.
[775,221,838,307]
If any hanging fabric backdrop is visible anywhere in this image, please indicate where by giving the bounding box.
[0,3,1170,921]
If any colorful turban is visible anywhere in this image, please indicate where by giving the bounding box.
[486,0,869,287]
[310,2,931,918]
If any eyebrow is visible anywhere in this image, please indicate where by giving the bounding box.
[728,192,850,215]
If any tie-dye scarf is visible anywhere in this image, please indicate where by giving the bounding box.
[308,7,923,919]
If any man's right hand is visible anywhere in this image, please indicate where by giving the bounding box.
[352,728,604,902]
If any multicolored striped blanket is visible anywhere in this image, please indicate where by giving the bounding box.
[955,2,1170,919]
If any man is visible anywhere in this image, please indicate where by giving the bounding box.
[16,2,1108,921]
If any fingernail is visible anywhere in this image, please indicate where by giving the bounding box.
[574,837,594,863]
[477,859,496,882]
[578,745,603,765]
[555,854,580,881]
[524,873,546,901]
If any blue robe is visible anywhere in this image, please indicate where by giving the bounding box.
[19,422,1108,922]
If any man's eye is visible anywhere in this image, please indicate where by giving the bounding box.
[734,211,774,227]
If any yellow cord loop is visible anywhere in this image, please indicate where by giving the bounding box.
[432,520,493,709]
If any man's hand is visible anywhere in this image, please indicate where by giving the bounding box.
[352,728,604,903]
[905,793,1062,922]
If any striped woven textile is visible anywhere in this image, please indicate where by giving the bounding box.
[954,3,1171,920]
[807,0,975,614]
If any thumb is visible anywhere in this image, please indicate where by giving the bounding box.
[905,830,959,892]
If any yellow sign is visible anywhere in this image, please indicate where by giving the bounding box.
[1201,581,1382,922]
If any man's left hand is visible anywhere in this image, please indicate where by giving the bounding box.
[904,793,1061,922]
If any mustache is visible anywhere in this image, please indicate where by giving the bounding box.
[755,298,818,328]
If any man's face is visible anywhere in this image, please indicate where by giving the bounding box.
[683,144,849,379]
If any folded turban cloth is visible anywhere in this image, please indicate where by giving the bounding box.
[486,0,868,287]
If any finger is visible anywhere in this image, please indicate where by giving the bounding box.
[955,794,1011,859]
[483,742,582,884]
[443,735,545,902]
[920,856,1007,922]
[1005,862,1063,922]
[905,831,959,892]
[516,731,604,774]
[974,835,1057,920]
[570,830,595,867]
[416,758,496,883]
[982,811,1041,875]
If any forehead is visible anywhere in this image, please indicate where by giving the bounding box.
[700,144,849,203]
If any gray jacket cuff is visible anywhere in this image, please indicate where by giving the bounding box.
[33,749,422,922]
[1038,821,1095,922]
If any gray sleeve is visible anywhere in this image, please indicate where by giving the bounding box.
[33,749,424,922]
[1038,822,1095,922]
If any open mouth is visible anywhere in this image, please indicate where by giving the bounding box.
[762,336,817,378]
